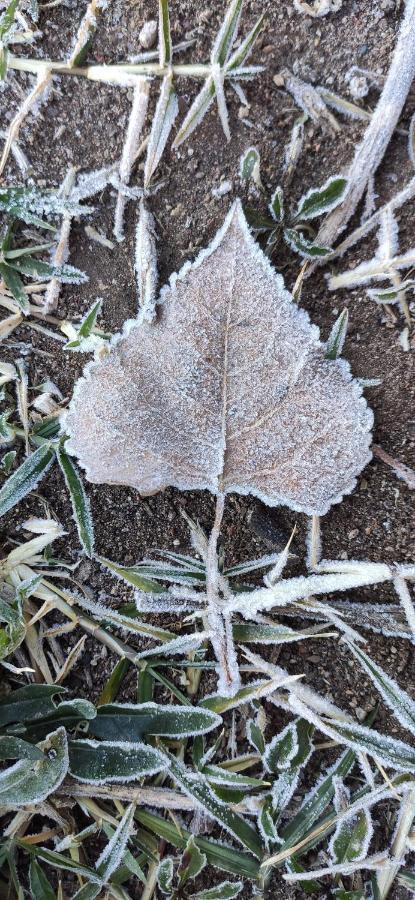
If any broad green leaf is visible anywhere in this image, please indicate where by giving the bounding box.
[189,882,243,899]
[166,751,263,858]
[0,727,68,807]
[68,738,167,783]
[56,445,94,556]
[0,684,65,727]
[0,263,29,312]
[0,443,55,517]
[23,699,96,743]
[135,809,260,879]
[178,835,207,886]
[270,186,284,223]
[0,736,44,762]
[326,309,349,360]
[345,641,415,738]
[29,859,57,900]
[283,227,332,259]
[159,0,172,66]
[88,702,221,741]
[144,74,178,187]
[296,176,348,221]
[96,804,135,882]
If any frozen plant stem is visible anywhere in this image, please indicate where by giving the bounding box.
[43,167,77,314]
[205,492,241,697]
[317,0,415,249]
[376,789,415,898]
[0,70,52,178]
[114,78,150,241]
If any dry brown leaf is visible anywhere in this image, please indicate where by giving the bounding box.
[65,201,372,517]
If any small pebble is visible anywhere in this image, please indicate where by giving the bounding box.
[139,19,158,49]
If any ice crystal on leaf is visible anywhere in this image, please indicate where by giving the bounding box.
[65,201,372,517]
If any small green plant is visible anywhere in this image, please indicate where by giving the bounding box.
[240,154,348,259]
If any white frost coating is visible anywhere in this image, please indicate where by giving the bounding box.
[377,205,399,261]
[135,631,208,658]
[283,853,387,882]
[329,807,373,865]
[68,739,167,784]
[228,564,391,617]
[114,78,150,242]
[393,576,415,639]
[96,803,135,882]
[135,200,157,318]
[65,201,372,517]
[345,640,415,737]
[144,74,179,187]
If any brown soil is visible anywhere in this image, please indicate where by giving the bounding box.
[1,0,415,897]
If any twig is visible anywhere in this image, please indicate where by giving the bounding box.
[57,780,251,813]
[373,444,415,490]
[317,0,415,249]
[43,167,77,314]
[0,70,52,177]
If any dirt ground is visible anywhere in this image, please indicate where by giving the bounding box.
[1,0,415,896]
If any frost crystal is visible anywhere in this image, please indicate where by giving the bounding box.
[65,201,372,517]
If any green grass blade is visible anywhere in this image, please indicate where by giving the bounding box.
[0,443,55,517]
[56,445,94,557]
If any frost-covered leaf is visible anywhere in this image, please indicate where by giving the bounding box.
[96,803,135,882]
[329,808,372,864]
[158,856,174,893]
[144,74,178,187]
[56,444,94,557]
[0,684,65,727]
[178,835,207,886]
[211,0,243,67]
[68,738,167,783]
[159,0,172,66]
[0,735,44,762]
[270,186,284,223]
[165,751,263,857]
[88,702,221,741]
[189,882,243,899]
[345,641,415,738]
[0,727,68,808]
[296,176,348,220]
[240,147,261,185]
[0,594,25,661]
[0,263,30,312]
[283,227,332,259]
[173,76,215,148]
[29,859,57,900]
[0,443,55,517]
[290,696,415,772]
[65,202,372,517]
[325,309,348,359]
